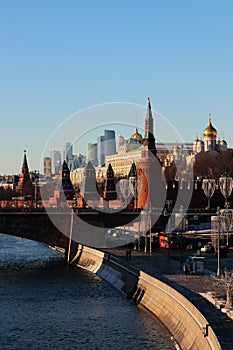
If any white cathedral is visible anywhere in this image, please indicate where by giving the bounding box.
[193,117,227,154]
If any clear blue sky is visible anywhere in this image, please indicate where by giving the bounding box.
[1,0,233,174]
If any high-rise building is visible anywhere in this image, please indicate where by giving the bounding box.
[97,135,105,166]
[63,142,74,171]
[88,143,98,166]
[118,135,125,147]
[73,153,86,169]
[43,157,52,177]
[63,142,73,161]
[104,129,116,157]
[51,150,61,175]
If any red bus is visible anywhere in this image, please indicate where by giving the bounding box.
[159,232,178,249]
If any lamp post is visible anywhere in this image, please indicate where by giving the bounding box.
[219,176,233,246]
[217,207,221,277]
[67,207,74,265]
[141,206,150,253]
[202,179,216,210]
[219,175,233,206]
[222,202,233,246]
[33,170,39,208]
[149,202,152,255]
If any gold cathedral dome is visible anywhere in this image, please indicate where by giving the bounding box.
[203,118,217,138]
[131,127,143,142]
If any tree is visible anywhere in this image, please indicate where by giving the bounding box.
[164,162,177,181]
[221,149,233,176]
[212,269,233,309]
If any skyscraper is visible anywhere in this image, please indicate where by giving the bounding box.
[63,142,74,171]
[43,157,52,177]
[50,150,61,175]
[63,142,73,161]
[104,129,116,157]
[88,143,98,166]
[97,135,105,166]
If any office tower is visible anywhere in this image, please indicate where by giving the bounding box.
[73,153,86,169]
[43,157,52,177]
[63,142,74,171]
[118,134,125,147]
[97,135,105,166]
[104,129,116,157]
[51,150,61,175]
[88,143,98,166]
[63,142,73,161]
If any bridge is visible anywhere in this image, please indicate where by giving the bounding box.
[0,206,218,257]
[0,208,143,256]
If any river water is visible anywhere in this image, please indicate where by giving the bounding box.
[0,234,176,350]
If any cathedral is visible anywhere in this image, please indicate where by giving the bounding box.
[193,116,227,154]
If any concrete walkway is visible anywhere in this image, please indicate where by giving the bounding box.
[107,248,233,350]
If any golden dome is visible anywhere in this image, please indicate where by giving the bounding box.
[203,118,217,138]
[131,127,142,141]
[173,144,180,152]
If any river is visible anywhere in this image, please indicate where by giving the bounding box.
[0,234,176,349]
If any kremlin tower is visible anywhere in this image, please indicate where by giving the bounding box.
[103,163,117,201]
[136,98,164,209]
[15,150,33,198]
[143,97,156,155]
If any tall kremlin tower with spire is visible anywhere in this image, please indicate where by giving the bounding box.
[143,97,156,155]
[136,98,164,209]
[15,150,33,198]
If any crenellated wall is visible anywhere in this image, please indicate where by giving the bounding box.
[74,245,221,350]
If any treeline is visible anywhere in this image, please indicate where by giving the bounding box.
[164,149,233,181]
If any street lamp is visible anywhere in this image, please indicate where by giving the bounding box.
[219,175,233,206]
[221,203,233,246]
[202,179,216,210]
[33,170,39,208]
[219,175,233,246]
[141,204,151,253]
[216,207,221,277]
[149,202,152,254]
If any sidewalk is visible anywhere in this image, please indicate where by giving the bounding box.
[107,248,233,350]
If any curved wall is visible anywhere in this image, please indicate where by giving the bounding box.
[73,245,221,350]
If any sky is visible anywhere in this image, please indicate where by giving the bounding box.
[0,0,233,174]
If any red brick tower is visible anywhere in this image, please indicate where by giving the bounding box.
[15,150,33,198]
[137,98,163,209]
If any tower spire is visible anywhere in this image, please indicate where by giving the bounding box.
[22,150,29,175]
[143,97,156,154]
[15,150,32,197]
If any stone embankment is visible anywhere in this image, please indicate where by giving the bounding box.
[72,245,223,350]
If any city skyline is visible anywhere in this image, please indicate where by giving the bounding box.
[0,109,231,176]
[1,0,233,174]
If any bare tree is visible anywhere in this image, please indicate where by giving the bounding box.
[212,269,233,309]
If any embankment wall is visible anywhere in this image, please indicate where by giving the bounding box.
[74,245,221,350]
